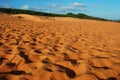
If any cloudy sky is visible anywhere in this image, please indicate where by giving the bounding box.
[0,0,120,20]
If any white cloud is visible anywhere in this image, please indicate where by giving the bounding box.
[30,6,49,12]
[49,4,58,8]
[31,6,43,11]
[21,5,29,10]
[60,2,86,12]
[61,6,75,11]
[72,2,86,7]
[1,4,10,8]
[47,10,51,13]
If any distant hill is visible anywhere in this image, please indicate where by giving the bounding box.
[0,8,109,21]
[115,20,120,22]
[66,13,108,21]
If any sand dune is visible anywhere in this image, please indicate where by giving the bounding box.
[0,14,120,80]
[12,14,48,22]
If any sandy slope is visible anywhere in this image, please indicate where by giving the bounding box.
[0,14,120,80]
[12,14,56,22]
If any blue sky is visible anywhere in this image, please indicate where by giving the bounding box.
[0,0,120,20]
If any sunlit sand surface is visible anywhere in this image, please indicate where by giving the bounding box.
[0,14,120,80]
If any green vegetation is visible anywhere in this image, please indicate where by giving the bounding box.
[0,8,109,21]
[115,20,120,22]
[0,8,65,17]
[66,13,108,21]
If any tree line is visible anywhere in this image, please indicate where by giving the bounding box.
[0,8,108,21]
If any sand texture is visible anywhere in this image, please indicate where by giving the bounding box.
[0,14,120,80]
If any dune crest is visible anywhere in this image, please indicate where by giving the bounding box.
[12,14,46,22]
